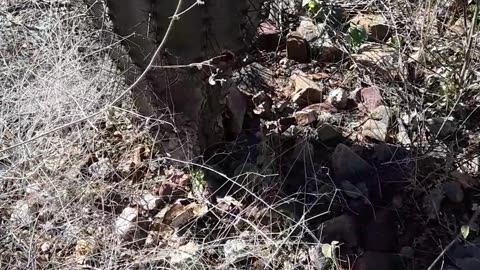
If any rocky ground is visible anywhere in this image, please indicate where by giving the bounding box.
[2,0,480,270]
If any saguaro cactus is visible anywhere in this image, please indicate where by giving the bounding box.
[89,0,265,156]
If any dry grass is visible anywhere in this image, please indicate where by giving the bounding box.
[0,1,325,269]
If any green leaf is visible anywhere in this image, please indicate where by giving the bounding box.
[347,24,368,50]
[461,225,470,239]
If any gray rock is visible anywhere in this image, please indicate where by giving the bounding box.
[362,119,389,142]
[136,192,161,211]
[292,138,314,164]
[312,36,343,63]
[115,207,148,243]
[341,180,368,199]
[319,214,359,247]
[297,18,322,42]
[316,123,342,141]
[352,43,400,79]
[362,106,391,142]
[89,158,114,179]
[326,88,348,109]
[10,200,34,226]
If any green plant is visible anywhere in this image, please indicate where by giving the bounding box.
[191,168,207,196]
[305,0,321,17]
[346,23,368,51]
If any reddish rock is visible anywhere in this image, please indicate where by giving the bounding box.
[359,86,383,112]
[286,31,309,63]
[256,22,282,51]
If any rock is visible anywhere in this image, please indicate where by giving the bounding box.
[136,192,161,211]
[350,14,392,42]
[332,144,373,184]
[295,18,342,62]
[292,75,324,106]
[296,18,322,42]
[362,119,389,141]
[40,242,51,252]
[362,106,391,142]
[370,105,391,122]
[319,214,359,248]
[286,31,309,63]
[275,100,289,113]
[115,207,148,243]
[252,92,269,105]
[326,88,348,109]
[255,22,281,51]
[304,102,338,114]
[169,241,199,265]
[353,252,405,270]
[364,209,398,252]
[294,109,318,126]
[252,92,273,119]
[397,118,412,145]
[448,238,480,270]
[224,239,248,261]
[312,36,343,63]
[253,100,273,119]
[341,180,369,199]
[236,62,274,93]
[316,123,342,141]
[426,117,456,139]
[353,43,400,79]
[359,86,383,112]
[443,181,464,203]
[278,116,296,131]
[88,158,114,179]
[10,200,33,226]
